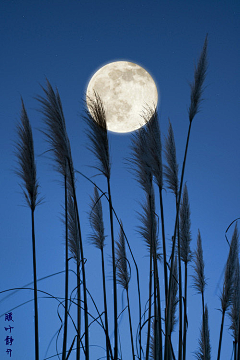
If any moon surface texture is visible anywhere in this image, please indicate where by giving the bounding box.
[86,61,158,133]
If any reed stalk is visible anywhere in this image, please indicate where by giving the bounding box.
[164,35,208,360]
[15,99,40,360]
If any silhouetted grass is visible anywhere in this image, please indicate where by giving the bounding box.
[9,34,240,360]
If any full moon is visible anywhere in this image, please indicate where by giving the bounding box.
[86,61,158,133]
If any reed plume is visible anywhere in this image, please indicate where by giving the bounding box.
[164,119,179,198]
[143,107,163,190]
[116,222,130,289]
[195,305,211,360]
[179,183,192,360]
[180,184,192,264]
[68,193,80,264]
[129,126,152,195]
[149,318,160,360]
[15,99,40,360]
[229,259,240,358]
[85,92,111,179]
[89,186,111,360]
[188,35,208,123]
[67,193,81,360]
[169,257,178,335]
[217,223,239,360]
[116,221,135,360]
[137,191,160,261]
[192,230,207,359]
[192,230,206,295]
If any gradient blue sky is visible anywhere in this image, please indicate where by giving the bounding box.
[1,1,240,359]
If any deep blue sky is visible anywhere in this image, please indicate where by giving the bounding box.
[1,1,240,359]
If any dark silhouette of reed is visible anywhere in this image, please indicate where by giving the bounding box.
[15,99,41,360]
[15,35,240,360]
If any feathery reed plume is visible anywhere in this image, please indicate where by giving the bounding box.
[37,80,89,360]
[37,79,74,178]
[85,91,111,179]
[217,223,239,360]
[129,126,152,196]
[164,119,179,198]
[89,186,106,250]
[85,92,118,360]
[195,305,211,360]
[143,106,163,189]
[229,260,240,356]
[169,257,178,335]
[150,318,160,360]
[137,191,160,260]
[116,221,130,290]
[116,222,135,360]
[16,99,40,210]
[165,36,208,360]
[89,186,111,360]
[180,184,192,265]
[192,230,207,358]
[68,193,80,263]
[15,99,40,360]
[67,193,81,360]
[188,35,208,123]
[192,230,206,295]
[179,183,192,360]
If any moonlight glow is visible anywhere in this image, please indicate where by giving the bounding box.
[86,61,158,133]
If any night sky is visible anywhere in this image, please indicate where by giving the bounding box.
[1,1,240,359]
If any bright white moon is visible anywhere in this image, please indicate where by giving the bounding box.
[86,61,158,133]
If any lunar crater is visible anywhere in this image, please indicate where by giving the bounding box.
[86,61,158,133]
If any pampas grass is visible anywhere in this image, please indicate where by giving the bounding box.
[11,36,235,360]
